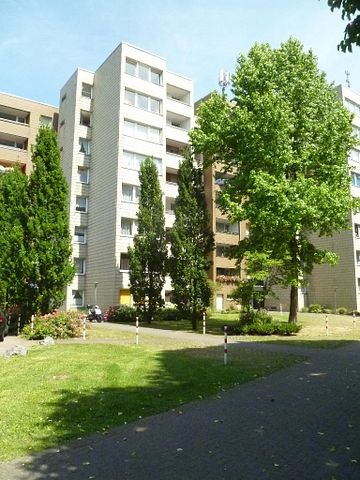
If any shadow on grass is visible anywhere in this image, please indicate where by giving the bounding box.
[5,338,360,479]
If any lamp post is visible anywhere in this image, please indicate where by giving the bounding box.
[94,282,98,305]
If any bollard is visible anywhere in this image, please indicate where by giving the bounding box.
[325,314,329,336]
[353,312,356,329]
[279,304,283,316]
[202,311,206,335]
[136,316,139,345]
[17,315,21,336]
[224,325,228,366]
[82,315,86,340]
[31,315,34,334]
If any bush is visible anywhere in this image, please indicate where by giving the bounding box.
[301,307,309,313]
[22,310,83,340]
[323,308,333,315]
[336,307,348,315]
[154,307,183,322]
[308,304,323,313]
[239,322,302,336]
[240,308,272,326]
[104,305,137,323]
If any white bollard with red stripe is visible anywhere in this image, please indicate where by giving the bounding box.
[136,316,139,345]
[353,312,356,329]
[202,311,206,335]
[325,314,329,336]
[224,325,228,365]
[82,315,86,340]
[31,315,34,334]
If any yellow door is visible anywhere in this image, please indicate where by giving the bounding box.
[119,289,131,305]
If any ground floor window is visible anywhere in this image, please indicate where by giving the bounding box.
[72,289,84,307]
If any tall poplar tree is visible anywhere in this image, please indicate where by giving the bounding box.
[24,126,75,317]
[0,167,29,311]
[169,155,214,330]
[128,158,167,323]
[191,38,358,323]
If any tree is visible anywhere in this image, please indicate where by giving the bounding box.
[128,157,167,323]
[328,0,360,52]
[169,154,214,330]
[23,126,75,318]
[0,167,29,311]
[190,38,358,323]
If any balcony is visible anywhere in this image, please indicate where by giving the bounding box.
[166,112,190,144]
[119,271,130,288]
[0,105,29,125]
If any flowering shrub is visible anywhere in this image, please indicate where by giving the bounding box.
[104,305,137,323]
[22,310,83,340]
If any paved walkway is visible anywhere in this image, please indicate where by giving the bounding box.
[1,327,360,479]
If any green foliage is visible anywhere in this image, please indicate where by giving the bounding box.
[336,306,348,315]
[103,305,137,323]
[0,167,29,310]
[22,310,83,339]
[239,308,273,326]
[239,322,302,336]
[128,158,167,323]
[191,38,357,324]
[328,1,360,52]
[308,304,324,313]
[169,153,214,329]
[154,307,184,322]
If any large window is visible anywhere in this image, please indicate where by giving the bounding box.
[80,110,91,127]
[77,166,89,184]
[74,226,87,244]
[345,98,360,117]
[76,196,88,213]
[121,218,138,236]
[79,138,91,155]
[74,258,85,275]
[216,245,228,257]
[122,183,140,202]
[124,119,161,143]
[120,252,130,270]
[125,89,161,114]
[125,58,162,85]
[72,290,84,307]
[123,150,162,173]
[216,220,239,235]
[81,83,92,98]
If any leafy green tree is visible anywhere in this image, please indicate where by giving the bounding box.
[169,154,214,330]
[23,126,75,318]
[191,38,358,323]
[0,167,29,311]
[328,0,360,51]
[128,158,167,323]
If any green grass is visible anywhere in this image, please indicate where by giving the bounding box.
[141,311,360,349]
[0,342,302,461]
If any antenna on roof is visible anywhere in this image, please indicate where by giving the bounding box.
[218,69,231,96]
[345,70,351,88]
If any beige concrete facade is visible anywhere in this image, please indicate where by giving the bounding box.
[0,91,58,174]
[59,42,193,310]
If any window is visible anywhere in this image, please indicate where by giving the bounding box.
[76,196,88,213]
[120,252,130,270]
[124,120,161,143]
[39,115,52,126]
[123,150,162,173]
[358,278,360,292]
[352,172,360,187]
[345,98,360,117]
[216,220,239,235]
[357,251,360,265]
[72,290,84,307]
[124,89,161,114]
[61,93,67,103]
[79,138,91,155]
[77,166,89,184]
[353,126,360,141]
[122,184,140,202]
[80,110,91,127]
[166,197,176,214]
[74,258,85,275]
[355,224,360,238]
[0,137,27,150]
[165,290,174,303]
[74,226,86,244]
[81,83,92,98]
[125,58,162,85]
[216,245,228,257]
[121,218,137,236]
[0,110,29,124]
[166,171,178,184]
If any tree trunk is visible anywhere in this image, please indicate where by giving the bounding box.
[191,310,197,330]
[288,285,298,324]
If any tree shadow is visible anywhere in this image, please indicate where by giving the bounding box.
[3,339,360,479]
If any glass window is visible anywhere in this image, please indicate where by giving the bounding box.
[121,218,132,236]
[125,58,136,76]
[81,83,92,98]
[125,89,135,106]
[151,69,161,85]
[149,127,161,143]
[137,93,148,110]
[137,123,148,140]
[39,115,52,126]
[122,184,133,202]
[76,196,88,213]
[138,63,149,81]
[120,252,130,270]
[355,224,360,238]
[74,226,86,244]
[78,167,89,184]
[124,120,134,136]
[74,258,85,275]
[352,172,360,187]
[79,138,91,155]
[72,290,84,307]
[150,97,160,114]
[80,110,91,127]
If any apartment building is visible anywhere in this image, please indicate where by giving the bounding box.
[0,92,58,174]
[59,42,193,310]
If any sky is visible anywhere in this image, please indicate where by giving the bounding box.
[1,0,360,106]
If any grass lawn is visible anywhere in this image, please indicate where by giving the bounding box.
[141,312,360,349]
[0,342,303,461]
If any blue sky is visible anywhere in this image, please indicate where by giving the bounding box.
[1,0,359,106]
